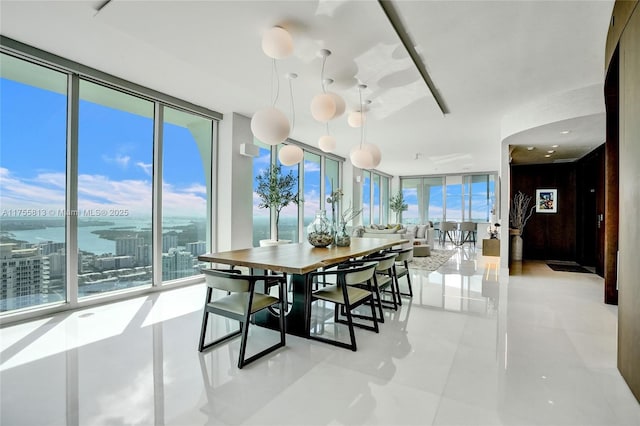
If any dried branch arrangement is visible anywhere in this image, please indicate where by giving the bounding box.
[509,191,535,234]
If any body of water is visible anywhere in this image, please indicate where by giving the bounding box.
[4,217,202,255]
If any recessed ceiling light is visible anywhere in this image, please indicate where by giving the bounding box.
[527,146,534,151]
[551,144,559,148]
[545,154,551,158]
[561,130,570,134]
[547,150,555,153]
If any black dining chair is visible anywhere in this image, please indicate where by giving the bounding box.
[384,247,414,298]
[198,269,286,369]
[360,251,400,313]
[308,261,379,351]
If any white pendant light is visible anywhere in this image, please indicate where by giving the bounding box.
[350,145,374,169]
[362,142,381,168]
[250,107,290,145]
[261,27,293,59]
[318,134,336,152]
[347,111,365,128]
[279,144,304,166]
[328,91,345,118]
[310,49,345,123]
[310,93,336,122]
[349,84,381,170]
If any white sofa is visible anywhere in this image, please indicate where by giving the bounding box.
[353,224,435,249]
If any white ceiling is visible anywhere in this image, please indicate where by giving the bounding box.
[0,0,614,176]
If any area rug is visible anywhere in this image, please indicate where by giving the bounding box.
[547,263,592,273]
[409,249,456,271]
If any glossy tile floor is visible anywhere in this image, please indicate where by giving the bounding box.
[2,245,639,425]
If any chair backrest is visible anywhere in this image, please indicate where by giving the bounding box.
[460,221,476,232]
[202,269,251,293]
[441,221,457,231]
[342,261,378,285]
[393,247,414,262]
[367,252,398,271]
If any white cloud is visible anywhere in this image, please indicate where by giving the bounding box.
[303,161,321,172]
[136,162,152,176]
[102,154,131,168]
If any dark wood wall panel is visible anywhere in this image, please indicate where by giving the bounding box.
[616,1,640,403]
[510,163,577,261]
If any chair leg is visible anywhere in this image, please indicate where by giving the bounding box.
[198,310,209,351]
[279,280,286,346]
[341,284,357,351]
[404,261,414,297]
[198,287,213,351]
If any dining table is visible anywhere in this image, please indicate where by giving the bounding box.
[197,237,408,338]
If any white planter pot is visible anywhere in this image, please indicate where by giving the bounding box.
[259,239,292,247]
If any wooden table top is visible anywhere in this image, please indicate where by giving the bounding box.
[197,237,408,275]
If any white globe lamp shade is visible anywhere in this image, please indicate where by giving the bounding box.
[327,92,345,118]
[250,107,290,146]
[310,93,336,122]
[261,27,293,59]
[318,135,336,153]
[347,111,365,128]
[350,146,374,169]
[362,143,382,168]
[278,145,303,166]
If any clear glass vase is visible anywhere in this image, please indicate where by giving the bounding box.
[307,210,334,247]
[334,221,351,247]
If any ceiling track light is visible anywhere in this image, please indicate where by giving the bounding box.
[377,0,448,115]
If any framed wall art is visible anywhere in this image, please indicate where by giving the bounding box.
[536,189,557,213]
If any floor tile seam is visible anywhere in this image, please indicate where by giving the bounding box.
[437,315,472,402]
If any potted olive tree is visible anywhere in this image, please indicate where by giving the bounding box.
[389,191,408,223]
[255,163,300,245]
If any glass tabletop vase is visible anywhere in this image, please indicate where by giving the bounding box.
[307,210,334,247]
[334,221,351,247]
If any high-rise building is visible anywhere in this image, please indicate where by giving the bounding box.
[135,244,152,266]
[93,256,134,271]
[185,241,206,256]
[162,249,194,281]
[0,243,50,311]
[116,236,144,257]
[162,233,178,253]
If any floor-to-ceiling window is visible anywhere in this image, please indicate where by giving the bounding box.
[381,176,389,224]
[161,106,212,282]
[401,178,421,224]
[77,80,154,297]
[0,43,219,317]
[445,175,463,222]
[325,157,340,224]
[423,176,444,224]
[362,171,371,225]
[252,141,272,247]
[372,174,381,224]
[464,175,495,222]
[252,143,343,245]
[401,173,496,226]
[303,152,321,228]
[277,146,300,243]
[0,53,68,311]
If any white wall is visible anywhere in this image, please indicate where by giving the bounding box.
[217,113,254,251]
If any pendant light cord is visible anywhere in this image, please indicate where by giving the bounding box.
[289,75,295,132]
[359,85,364,148]
[271,59,280,107]
[320,55,327,93]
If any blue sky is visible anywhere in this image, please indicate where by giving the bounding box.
[0,78,207,217]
